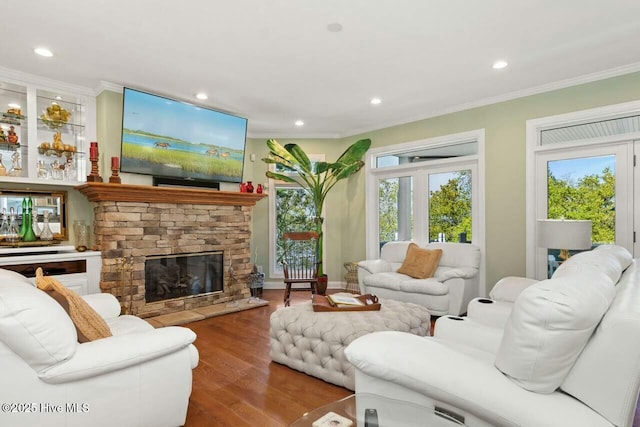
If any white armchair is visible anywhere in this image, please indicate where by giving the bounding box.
[0,268,199,427]
[346,245,640,427]
[358,241,481,315]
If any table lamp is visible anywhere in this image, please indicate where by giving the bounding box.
[537,219,592,261]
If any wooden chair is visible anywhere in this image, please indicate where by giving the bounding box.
[281,231,319,307]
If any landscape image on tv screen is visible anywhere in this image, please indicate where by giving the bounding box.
[120,88,247,183]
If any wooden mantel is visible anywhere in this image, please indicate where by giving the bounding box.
[76,182,266,206]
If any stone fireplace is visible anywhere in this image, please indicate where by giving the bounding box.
[77,183,265,318]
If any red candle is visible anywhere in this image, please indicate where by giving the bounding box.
[111,156,120,169]
[90,146,98,158]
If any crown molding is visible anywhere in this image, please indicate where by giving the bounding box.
[0,66,95,97]
[341,62,640,139]
[95,80,123,95]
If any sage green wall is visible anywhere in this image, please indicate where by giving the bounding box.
[84,71,640,291]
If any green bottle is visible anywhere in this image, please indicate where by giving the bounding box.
[18,198,27,238]
[22,196,37,242]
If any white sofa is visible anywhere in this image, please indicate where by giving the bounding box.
[345,245,640,427]
[358,242,481,316]
[0,268,199,427]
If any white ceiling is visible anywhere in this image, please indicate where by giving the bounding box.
[2,0,640,139]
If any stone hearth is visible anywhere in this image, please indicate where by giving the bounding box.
[77,183,265,318]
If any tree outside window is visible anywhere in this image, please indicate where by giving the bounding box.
[428,170,472,243]
[275,186,315,267]
[547,160,615,245]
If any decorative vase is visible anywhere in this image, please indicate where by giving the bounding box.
[256,184,263,194]
[74,220,90,251]
[22,197,37,242]
[240,182,247,192]
[32,210,41,237]
[40,212,54,241]
[18,198,27,238]
[316,274,328,295]
[246,181,254,193]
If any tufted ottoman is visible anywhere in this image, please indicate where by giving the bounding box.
[269,295,430,390]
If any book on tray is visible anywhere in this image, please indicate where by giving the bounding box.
[327,295,365,308]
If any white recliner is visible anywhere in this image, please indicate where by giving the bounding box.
[346,245,640,427]
[358,242,481,315]
[0,268,199,427]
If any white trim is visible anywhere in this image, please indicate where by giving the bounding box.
[95,80,124,95]
[526,100,640,278]
[0,66,95,97]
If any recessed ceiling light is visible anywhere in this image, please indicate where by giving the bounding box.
[195,93,208,100]
[370,97,382,105]
[492,60,508,70]
[34,47,53,57]
[327,22,343,32]
[295,120,304,127]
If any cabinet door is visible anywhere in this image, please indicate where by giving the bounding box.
[0,84,28,177]
[36,89,86,182]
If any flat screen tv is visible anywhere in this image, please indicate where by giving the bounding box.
[120,87,247,185]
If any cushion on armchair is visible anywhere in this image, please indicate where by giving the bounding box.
[396,243,442,279]
[36,268,112,342]
[495,271,615,393]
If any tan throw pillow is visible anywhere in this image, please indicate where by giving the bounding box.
[396,243,443,279]
[36,268,112,342]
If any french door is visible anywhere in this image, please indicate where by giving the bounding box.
[533,142,634,278]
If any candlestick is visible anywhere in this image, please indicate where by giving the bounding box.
[86,142,103,182]
[109,159,121,184]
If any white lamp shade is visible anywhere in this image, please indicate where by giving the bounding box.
[537,219,592,250]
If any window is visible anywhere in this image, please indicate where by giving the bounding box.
[268,154,325,277]
[526,101,640,279]
[365,130,485,294]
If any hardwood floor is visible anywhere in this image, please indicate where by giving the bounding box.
[183,289,350,426]
[183,289,640,427]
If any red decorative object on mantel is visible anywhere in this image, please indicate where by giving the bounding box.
[109,156,121,184]
[240,182,247,192]
[256,184,263,194]
[246,181,254,193]
[86,141,103,182]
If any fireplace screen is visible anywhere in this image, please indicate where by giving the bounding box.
[145,251,223,303]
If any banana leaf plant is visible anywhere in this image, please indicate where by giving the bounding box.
[263,138,371,277]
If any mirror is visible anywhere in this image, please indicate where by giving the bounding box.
[0,190,67,240]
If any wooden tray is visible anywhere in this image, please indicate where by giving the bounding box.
[312,294,381,312]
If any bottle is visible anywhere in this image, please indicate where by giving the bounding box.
[18,198,27,238]
[0,153,6,176]
[40,211,54,241]
[7,207,19,243]
[22,201,37,243]
[0,208,9,237]
[32,210,41,237]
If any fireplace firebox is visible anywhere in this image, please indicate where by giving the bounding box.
[145,251,223,303]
